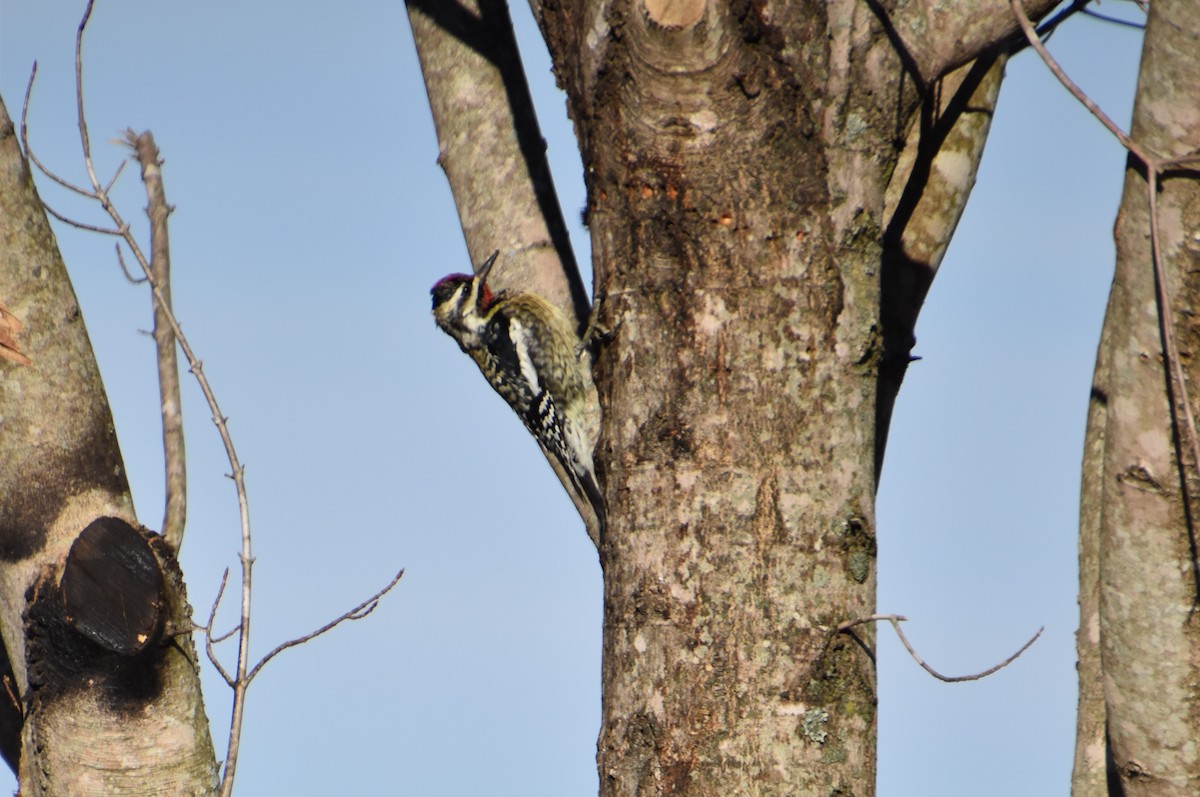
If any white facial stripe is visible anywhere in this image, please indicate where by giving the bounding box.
[509,317,543,394]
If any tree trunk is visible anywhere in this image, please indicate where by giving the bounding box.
[581,3,884,788]
[0,94,217,795]
[531,2,1053,793]
[1077,1,1200,794]
[415,0,1060,792]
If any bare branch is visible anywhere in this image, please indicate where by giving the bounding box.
[878,54,1007,474]
[221,481,253,797]
[405,0,588,325]
[1166,150,1200,168]
[34,5,410,791]
[75,0,103,195]
[839,615,1044,682]
[124,130,187,551]
[246,569,405,683]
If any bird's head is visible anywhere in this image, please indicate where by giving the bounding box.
[431,251,500,342]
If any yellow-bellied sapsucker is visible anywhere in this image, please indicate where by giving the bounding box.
[431,251,605,541]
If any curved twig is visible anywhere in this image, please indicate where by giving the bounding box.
[74,0,102,193]
[114,244,149,284]
[21,63,98,198]
[838,614,1044,682]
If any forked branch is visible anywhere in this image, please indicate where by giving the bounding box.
[202,568,406,687]
[1011,0,1200,525]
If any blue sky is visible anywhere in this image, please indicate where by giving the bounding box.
[0,2,1144,794]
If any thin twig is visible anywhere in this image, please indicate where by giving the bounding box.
[75,0,102,194]
[210,624,242,646]
[838,614,1044,682]
[246,569,405,683]
[838,613,908,632]
[203,563,405,684]
[204,569,236,688]
[21,63,100,198]
[1,676,19,717]
[102,157,127,194]
[1009,0,1144,158]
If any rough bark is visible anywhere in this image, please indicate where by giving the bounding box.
[421,0,1057,792]
[528,1,1047,794]
[0,93,217,794]
[1084,0,1200,793]
[535,1,908,792]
